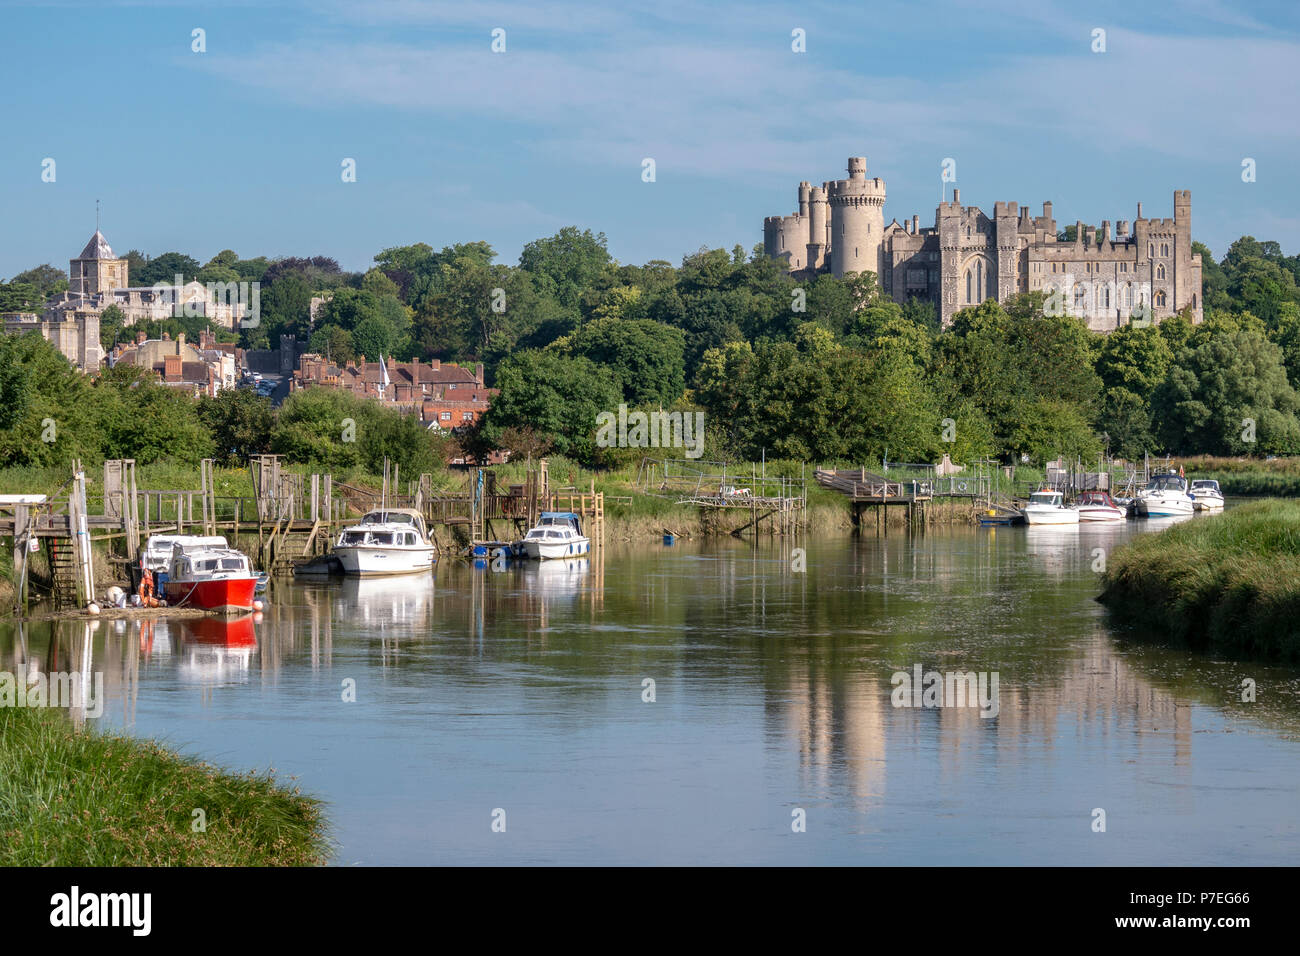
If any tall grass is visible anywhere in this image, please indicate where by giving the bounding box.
[0,707,329,866]
[1098,499,1300,661]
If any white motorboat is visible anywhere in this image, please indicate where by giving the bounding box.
[332,508,435,576]
[517,512,590,559]
[1074,490,1127,522]
[1136,473,1195,517]
[1023,490,1080,525]
[1189,479,1225,512]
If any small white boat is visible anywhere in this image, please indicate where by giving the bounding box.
[1023,490,1080,525]
[1075,490,1127,522]
[1189,479,1225,512]
[332,508,435,576]
[517,512,590,559]
[1136,473,1195,517]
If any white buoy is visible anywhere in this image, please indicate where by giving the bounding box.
[252,599,264,611]
[86,603,101,615]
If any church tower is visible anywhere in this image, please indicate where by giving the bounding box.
[69,230,128,295]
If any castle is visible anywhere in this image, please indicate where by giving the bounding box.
[763,157,1203,330]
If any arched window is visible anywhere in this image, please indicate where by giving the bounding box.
[1124,283,1133,309]
[1156,264,1166,279]
[1162,243,1169,256]
[1102,286,1111,309]
[1149,243,1155,257]
[1155,290,1167,308]
[1074,285,1088,313]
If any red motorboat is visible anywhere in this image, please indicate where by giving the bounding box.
[163,544,258,614]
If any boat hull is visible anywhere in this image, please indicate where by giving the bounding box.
[1192,497,1225,512]
[333,545,435,576]
[1077,506,1126,522]
[520,537,590,559]
[1136,496,1195,517]
[1024,508,1079,525]
[165,577,257,614]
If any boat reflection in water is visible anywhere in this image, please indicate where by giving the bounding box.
[336,573,436,629]
[176,615,257,685]
[522,556,590,595]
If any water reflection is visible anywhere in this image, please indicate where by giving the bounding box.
[1,524,1297,864]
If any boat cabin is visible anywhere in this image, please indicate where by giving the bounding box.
[1028,491,1065,508]
[533,512,582,534]
[337,527,427,548]
[1076,491,1117,507]
[143,535,229,571]
[356,509,430,539]
[1190,480,1222,494]
[1146,473,1189,493]
[170,548,252,580]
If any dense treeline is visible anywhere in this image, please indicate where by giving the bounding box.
[3,230,1300,470]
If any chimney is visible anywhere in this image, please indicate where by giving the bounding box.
[1137,202,1144,219]
[177,333,185,350]
[912,214,919,234]
[164,354,182,382]
[475,362,484,386]
[953,188,961,204]
[136,331,146,345]
[1100,220,1111,241]
[1043,201,1053,219]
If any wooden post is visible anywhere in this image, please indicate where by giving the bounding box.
[13,503,28,615]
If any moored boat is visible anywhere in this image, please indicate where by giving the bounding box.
[332,508,436,577]
[1075,490,1127,522]
[1136,473,1195,517]
[163,544,258,613]
[1023,490,1080,525]
[1189,479,1225,512]
[517,512,590,559]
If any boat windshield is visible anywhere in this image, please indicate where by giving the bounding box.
[1191,481,1220,492]
[1029,493,1060,505]
[363,512,416,526]
[1149,474,1188,492]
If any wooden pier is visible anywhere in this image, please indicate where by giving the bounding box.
[638,458,807,536]
[2,456,604,616]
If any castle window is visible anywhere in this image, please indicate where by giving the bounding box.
[1156,264,1166,279]
[1102,286,1111,308]
[1121,262,1127,273]
[1124,283,1133,309]
[1161,243,1169,257]
[1149,243,1155,257]
[1074,286,1088,312]
[1155,290,1167,308]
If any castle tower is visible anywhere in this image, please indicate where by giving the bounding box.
[806,185,828,271]
[69,230,128,296]
[828,157,886,278]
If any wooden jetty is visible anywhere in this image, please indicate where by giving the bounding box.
[2,455,603,616]
[638,458,806,536]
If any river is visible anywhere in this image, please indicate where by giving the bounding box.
[4,517,1299,864]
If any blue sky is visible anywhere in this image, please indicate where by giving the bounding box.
[1,0,1298,279]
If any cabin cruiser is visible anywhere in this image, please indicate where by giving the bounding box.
[1074,490,1127,522]
[1023,490,1080,525]
[1189,479,1225,512]
[517,512,590,559]
[1136,473,1196,517]
[164,543,258,613]
[332,508,435,576]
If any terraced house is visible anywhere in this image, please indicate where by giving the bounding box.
[293,354,496,430]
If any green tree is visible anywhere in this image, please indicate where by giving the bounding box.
[197,388,274,465]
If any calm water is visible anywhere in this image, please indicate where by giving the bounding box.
[5,518,1300,865]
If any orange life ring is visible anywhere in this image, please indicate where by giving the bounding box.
[139,568,153,603]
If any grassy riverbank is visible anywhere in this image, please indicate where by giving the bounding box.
[1098,499,1300,662]
[0,707,329,865]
